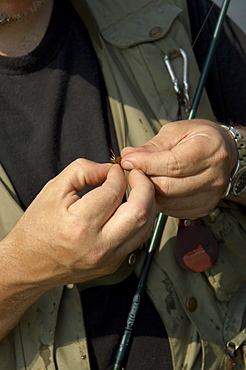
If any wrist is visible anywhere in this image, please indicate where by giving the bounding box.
[0,231,61,291]
[221,125,246,198]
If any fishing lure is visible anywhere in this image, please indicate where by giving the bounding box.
[110,149,121,165]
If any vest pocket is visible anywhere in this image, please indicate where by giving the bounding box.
[95,0,209,123]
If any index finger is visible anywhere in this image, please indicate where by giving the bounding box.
[50,159,111,195]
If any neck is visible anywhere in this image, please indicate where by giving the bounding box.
[0,0,54,57]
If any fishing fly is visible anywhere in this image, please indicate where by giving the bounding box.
[110,149,122,165]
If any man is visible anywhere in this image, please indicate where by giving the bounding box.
[0,0,245,368]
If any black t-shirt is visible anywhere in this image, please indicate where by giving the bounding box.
[0,0,118,209]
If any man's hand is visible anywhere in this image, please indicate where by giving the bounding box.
[0,158,156,339]
[121,119,237,219]
[3,159,156,287]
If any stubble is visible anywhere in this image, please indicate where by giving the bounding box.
[0,0,45,25]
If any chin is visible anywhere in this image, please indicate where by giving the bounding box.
[0,0,45,24]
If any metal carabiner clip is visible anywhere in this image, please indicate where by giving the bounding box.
[164,48,190,118]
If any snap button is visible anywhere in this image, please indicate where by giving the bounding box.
[81,355,87,360]
[183,219,192,227]
[149,26,162,38]
[186,297,198,312]
[128,252,137,266]
[66,284,74,289]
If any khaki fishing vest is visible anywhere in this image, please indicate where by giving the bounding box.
[0,0,245,369]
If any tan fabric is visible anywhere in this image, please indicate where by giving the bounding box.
[0,164,23,240]
[0,0,245,368]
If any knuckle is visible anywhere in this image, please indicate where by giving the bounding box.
[166,154,181,176]
[132,204,150,228]
[208,169,228,190]
[69,158,89,175]
[74,157,88,167]
[143,221,155,239]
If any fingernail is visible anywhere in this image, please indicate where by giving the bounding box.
[122,161,134,170]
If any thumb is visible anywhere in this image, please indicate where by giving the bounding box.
[121,146,152,172]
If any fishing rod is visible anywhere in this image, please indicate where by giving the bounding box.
[112,0,231,368]
[113,212,167,369]
[189,0,231,120]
